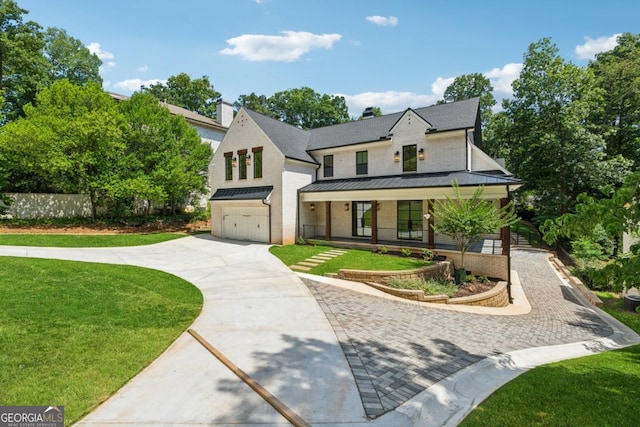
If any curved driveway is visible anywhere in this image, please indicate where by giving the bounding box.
[1,237,638,426]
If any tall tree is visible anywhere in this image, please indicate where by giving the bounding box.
[268,87,350,129]
[118,92,212,214]
[502,38,631,221]
[142,73,221,120]
[234,92,275,117]
[441,73,496,127]
[0,0,47,122]
[43,27,102,86]
[589,32,640,168]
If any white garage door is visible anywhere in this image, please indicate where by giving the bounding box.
[222,207,270,243]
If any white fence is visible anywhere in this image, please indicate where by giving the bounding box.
[3,193,93,219]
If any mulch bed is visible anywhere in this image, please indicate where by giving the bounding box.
[454,279,499,297]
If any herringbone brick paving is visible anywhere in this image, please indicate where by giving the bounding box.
[304,249,614,418]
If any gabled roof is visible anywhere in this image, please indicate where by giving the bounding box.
[239,97,481,162]
[299,170,522,193]
[243,109,316,164]
[307,97,480,150]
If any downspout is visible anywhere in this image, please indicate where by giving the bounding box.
[465,129,470,171]
[296,189,300,243]
[506,184,513,304]
[262,193,272,244]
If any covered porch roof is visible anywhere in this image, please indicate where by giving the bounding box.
[299,171,523,202]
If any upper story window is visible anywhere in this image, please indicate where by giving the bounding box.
[356,151,368,175]
[224,152,233,181]
[323,155,334,177]
[403,144,417,172]
[252,147,263,179]
[238,149,247,180]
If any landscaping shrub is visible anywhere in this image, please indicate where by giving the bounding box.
[387,277,459,297]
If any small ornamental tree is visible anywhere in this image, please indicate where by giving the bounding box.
[432,181,519,273]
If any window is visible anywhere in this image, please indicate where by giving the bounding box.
[323,155,334,177]
[356,151,368,175]
[253,147,263,178]
[352,202,372,237]
[403,144,417,172]
[397,200,423,240]
[224,152,233,181]
[238,149,247,180]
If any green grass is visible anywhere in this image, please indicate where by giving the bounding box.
[0,232,188,247]
[460,292,640,427]
[0,257,203,426]
[269,244,429,276]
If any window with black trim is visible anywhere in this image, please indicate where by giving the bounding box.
[403,144,417,172]
[253,147,263,178]
[352,202,372,237]
[238,150,247,180]
[324,155,334,177]
[224,152,233,181]
[397,200,423,240]
[356,151,368,175]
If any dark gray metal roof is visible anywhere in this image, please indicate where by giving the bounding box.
[210,186,274,200]
[298,171,521,193]
[243,109,316,164]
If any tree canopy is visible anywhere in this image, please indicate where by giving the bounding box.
[440,73,495,127]
[0,0,101,122]
[142,73,221,120]
[235,86,350,129]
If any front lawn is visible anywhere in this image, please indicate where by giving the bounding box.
[460,292,640,427]
[269,244,430,276]
[0,257,203,426]
[0,232,187,247]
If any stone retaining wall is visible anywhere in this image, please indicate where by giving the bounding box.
[336,261,451,284]
[549,255,603,307]
[363,280,509,307]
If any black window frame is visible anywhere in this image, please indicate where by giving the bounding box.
[224,153,233,181]
[352,201,372,237]
[238,151,247,180]
[403,144,417,172]
[397,200,423,241]
[356,151,368,175]
[323,154,334,177]
[253,149,263,179]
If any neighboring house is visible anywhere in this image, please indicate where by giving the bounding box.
[209,98,522,252]
[109,92,233,152]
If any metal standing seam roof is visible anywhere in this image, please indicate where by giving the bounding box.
[210,186,274,200]
[298,171,522,193]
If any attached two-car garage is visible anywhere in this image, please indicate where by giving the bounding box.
[210,186,273,243]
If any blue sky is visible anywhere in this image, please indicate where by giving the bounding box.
[19,0,639,117]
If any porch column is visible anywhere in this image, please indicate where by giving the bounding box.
[371,200,378,245]
[427,199,435,249]
[500,198,510,256]
[325,201,332,241]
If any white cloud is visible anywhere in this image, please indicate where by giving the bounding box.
[338,91,439,117]
[431,77,455,99]
[137,65,149,73]
[575,34,621,60]
[366,15,399,27]
[484,62,523,99]
[220,31,342,62]
[113,78,166,93]
[87,42,115,68]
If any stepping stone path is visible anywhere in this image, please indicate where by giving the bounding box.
[290,249,348,271]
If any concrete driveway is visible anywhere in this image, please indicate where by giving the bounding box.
[1,236,638,426]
